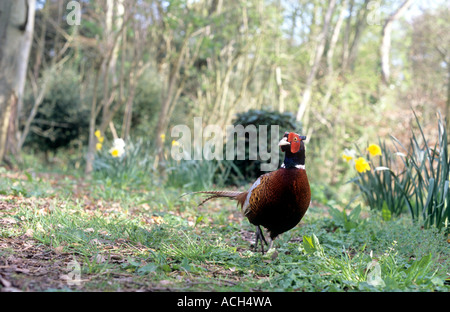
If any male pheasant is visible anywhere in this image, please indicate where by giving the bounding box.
[194,132,311,253]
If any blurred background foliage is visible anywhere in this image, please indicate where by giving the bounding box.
[1,0,448,228]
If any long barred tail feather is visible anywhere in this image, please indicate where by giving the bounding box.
[182,191,245,207]
[197,194,223,207]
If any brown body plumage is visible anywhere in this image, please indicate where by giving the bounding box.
[192,132,311,253]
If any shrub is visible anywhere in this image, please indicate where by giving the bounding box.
[23,68,89,156]
[224,109,302,184]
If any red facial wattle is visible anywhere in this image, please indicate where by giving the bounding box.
[288,132,301,154]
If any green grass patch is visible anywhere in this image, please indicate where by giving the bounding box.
[1,171,448,291]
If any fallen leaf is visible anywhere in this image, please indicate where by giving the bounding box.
[141,203,151,210]
[110,254,123,261]
[93,254,106,263]
[89,238,101,245]
[24,228,34,237]
[1,217,17,224]
[0,275,12,287]
[159,280,171,286]
[37,208,48,216]
[35,222,44,232]
[54,246,64,254]
[15,268,30,274]
[150,216,164,225]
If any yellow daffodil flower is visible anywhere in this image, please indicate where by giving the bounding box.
[95,130,104,144]
[96,143,102,151]
[355,157,371,173]
[367,144,382,157]
[160,134,166,142]
[171,140,180,146]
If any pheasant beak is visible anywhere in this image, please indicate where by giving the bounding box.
[278,137,290,147]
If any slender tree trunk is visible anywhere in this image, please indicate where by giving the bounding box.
[85,0,128,176]
[155,35,190,165]
[446,61,450,131]
[33,0,48,79]
[341,0,354,71]
[380,0,413,85]
[85,62,102,175]
[327,0,347,76]
[346,0,370,71]
[341,0,370,73]
[296,0,337,123]
[0,0,35,164]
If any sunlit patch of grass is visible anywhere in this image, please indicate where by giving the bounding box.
[160,230,233,261]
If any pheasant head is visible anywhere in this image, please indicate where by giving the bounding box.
[278,132,306,168]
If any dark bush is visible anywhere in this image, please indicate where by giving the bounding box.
[23,69,89,157]
[223,109,302,185]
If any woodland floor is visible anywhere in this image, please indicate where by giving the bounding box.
[0,194,257,292]
[0,170,449,292]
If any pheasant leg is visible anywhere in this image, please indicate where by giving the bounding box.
[254,225,268,254]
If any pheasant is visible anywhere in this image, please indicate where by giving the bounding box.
[193,132,311,253]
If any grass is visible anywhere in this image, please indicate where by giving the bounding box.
[0,165,449,292]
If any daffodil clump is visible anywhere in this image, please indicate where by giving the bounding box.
[95,129,126,158]
[342,143,382,173]
[160,133,180,147]
[95,130,104,151]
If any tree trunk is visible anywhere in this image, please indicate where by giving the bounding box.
[296,0,337,123]
[33,0,49,79]
[85,0,127,176]
[446,60,450,131]
[341,0,354,71]
[346,0,370,72]
[155,34,190,166]
[85,63,102,176]
[0,0,35,164]
[380,0,413,85]
[327,0,347,76]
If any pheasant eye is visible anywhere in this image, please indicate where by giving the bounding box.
[293,137,298,141]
